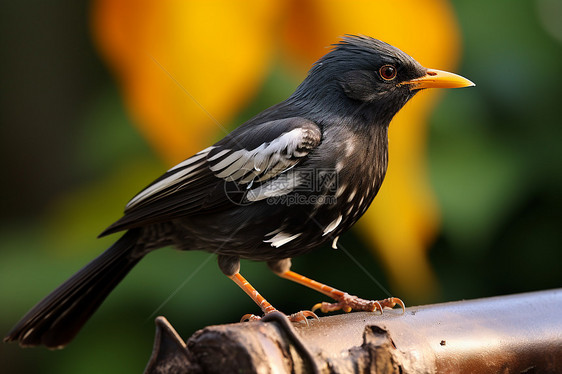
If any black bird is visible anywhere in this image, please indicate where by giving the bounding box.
[4,35,473,349]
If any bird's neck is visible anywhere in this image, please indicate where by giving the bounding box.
[290,91,406,133]
[325,118,389,191]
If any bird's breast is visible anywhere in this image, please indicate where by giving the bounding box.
[309,125,389,239]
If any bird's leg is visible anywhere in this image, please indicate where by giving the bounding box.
[228,272,317,322]
[228,272,274,321]
[269,259,405,314]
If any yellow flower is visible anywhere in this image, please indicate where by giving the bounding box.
[91,0,462,302]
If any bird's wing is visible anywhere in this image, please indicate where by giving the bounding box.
[99,117,322,236]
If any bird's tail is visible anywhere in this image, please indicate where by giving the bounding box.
[4,229,143,349]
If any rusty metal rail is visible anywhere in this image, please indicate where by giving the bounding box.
[144,289,562,373]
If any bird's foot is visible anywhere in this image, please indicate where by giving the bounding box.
[240,309,318,323]
[312,294,405,314]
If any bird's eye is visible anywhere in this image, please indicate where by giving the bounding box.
[379,65,397,81]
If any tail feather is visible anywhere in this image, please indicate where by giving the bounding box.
[4,229,143,349]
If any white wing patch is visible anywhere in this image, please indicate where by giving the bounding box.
[212,150,246,177]
[323,215,343,236]
[246,170,301,202]
[347,189,357,203]
[264,231,302,248]
[168,146,214,171]
[209,128,316,185]
[206,148,229,162]
[126,147,214,209]
[332,236,339,249]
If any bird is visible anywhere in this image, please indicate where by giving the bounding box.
[4,35,474,349]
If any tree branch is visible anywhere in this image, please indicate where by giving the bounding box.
[144,289,562,373]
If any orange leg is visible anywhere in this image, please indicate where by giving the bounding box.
[229,273,276,316]
[228,272,317,322]
[277,270,405,314]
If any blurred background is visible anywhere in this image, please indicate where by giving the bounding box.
[1,0,561,372]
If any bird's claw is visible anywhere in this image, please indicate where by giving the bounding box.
[312,294,405,315]
[240,310,319,323]
[287,310,319,323]
[240,313,263,322]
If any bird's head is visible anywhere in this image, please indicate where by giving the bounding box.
[291,35,474,125]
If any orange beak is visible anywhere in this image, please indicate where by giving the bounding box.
[400,68,475,90]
